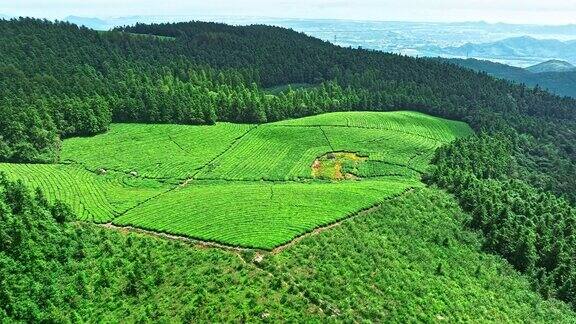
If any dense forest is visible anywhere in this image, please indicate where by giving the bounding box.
[1,17,576,313]
[427,135,576,308]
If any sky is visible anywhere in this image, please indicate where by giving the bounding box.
[1,0,576,25]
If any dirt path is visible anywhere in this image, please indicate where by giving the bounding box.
[319,126,335,151]
[271,203,383,254]
[99,222,251,252]
[271,187,413,253]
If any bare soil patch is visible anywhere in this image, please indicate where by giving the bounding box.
[311,152,367,180]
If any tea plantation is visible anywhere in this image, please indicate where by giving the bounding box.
[0,111,472,249]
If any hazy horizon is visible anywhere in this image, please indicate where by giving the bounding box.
[6,14,576,28]
[2,0,576,26]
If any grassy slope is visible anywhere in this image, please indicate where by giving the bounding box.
[113,178,420,248]
[0,111,472,248]
[52,188,575,322]
[62,123,253,180]
[62,111,470,182]
[271,111,471,140]
[0,163,170,222]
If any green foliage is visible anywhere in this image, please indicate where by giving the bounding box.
[0,163,169,222]
[194,111,469,181]
[269,188,572,322]
[1,16,576,315]
[273,111,471,140]
[2,19,575,189]
[2,181,573,321]
[196,125,331,180]
[1,111,467,248]
[62,123,253,179]
[428,133,576,309]
[114,178,420,249]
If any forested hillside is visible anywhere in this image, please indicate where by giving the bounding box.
[1,177,574,321]
[1,19,575,163]
[1,17,576,311]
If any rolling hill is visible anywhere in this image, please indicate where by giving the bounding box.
[1,18,576,321]
[526,59,576,73]
[4,173,576,322]
[0,111,471,249]
[430,36,576,66]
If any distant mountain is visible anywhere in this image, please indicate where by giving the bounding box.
[426,36,576,66]
[442,58,526,77]
[53,16,576,69]
[62,15,234,30]
[64,16,110,30]
[444,58,576,98]
[526,59,576,73]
